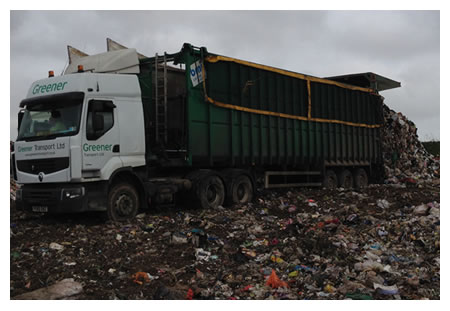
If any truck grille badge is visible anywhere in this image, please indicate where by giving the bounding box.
[38,172,44,182]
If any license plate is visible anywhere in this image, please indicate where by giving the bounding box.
[32,206,48,212]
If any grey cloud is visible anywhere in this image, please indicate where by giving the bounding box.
[10,10,440,141]
[329,11,439,59]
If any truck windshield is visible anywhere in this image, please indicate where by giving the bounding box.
[17,96,83,141]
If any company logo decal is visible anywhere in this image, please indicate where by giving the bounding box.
[32,81,68,95]
[190,60,204,87]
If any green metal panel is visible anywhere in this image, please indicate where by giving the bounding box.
[177,44,383,170]
[137,61,153,164]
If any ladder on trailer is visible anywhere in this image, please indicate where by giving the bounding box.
[154,53,168,144]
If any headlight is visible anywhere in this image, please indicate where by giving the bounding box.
[61,187,85,200]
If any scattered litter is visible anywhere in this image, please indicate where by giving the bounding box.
[373,283,399,295]
[171,232,188,244]
[288,271,299,278]
[345,292,373,300]
[10,163,439,299]
[13,278,83,300]
[132,272,153,285]
[413,204,429,216]
[186,288,194,300]
[195,248,211,262]
[49,243,64,251]
[377,199,390,209]
[266,270,288,289]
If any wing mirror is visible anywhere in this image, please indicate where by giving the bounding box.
[17,109,25,131]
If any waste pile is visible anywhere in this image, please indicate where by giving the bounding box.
[10,184,440,299]
[10,178,19,202]
[381,104,440,185]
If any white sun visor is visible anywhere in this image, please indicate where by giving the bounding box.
[64,48,140,75]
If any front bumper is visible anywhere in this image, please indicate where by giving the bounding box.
[15,182,108,214]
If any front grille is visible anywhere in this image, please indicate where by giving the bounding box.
[17,157,69,174]
[23,190,58,204]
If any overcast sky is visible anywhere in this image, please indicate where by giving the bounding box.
[9,10,440,141]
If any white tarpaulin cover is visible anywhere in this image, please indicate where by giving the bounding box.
[67,46,89,64]
[106,38,147,59]
[64,48,140,75]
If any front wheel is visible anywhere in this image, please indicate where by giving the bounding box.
[107,183,139,221]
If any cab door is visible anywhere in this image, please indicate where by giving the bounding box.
[81,99,122,176]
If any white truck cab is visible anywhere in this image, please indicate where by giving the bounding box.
[14,51,148,219]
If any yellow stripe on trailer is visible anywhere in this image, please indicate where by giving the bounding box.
[205,55,375,93]
[206,96,382,129]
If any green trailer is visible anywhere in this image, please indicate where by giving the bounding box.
[138,43,399,200]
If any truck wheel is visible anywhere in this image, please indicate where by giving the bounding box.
[107,183,139,221]
[230,174,253,204]
[195,173,225,209]
[353,168,368,190]
[338,169,353,189]
[322,170,338,189]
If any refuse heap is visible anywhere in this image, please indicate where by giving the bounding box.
[381,104,440,185]
[10,178,18,201]
[10,184,440,300]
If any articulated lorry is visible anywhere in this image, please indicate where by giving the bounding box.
[12,39,400,220]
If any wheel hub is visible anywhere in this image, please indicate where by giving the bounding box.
[330,177,337,188]
[326,175,337,188]
[237,184,246,200]
[358,173,368,187]
[344,176,352,188]
[206,185,217,204]
[115,193,133,216]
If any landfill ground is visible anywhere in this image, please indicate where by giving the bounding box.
[10,182,440,300]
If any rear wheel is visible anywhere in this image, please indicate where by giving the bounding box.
[322,169,338,189]
[192,171,225,209]
[338,169,353,189]
[353,168,368,190]
[230,174,254,204]
[107,183,139,221]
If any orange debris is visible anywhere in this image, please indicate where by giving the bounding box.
[265,269,288,288]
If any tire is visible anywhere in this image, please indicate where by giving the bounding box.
[194,173,225,209]
[353,168,368,190]
[338,169,354,189]
[107,183,139,221]
[230,174,254,204]
[182,170,208,208]
[322,169,338,189]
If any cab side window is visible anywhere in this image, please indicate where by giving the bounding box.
[86,100,115,140]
